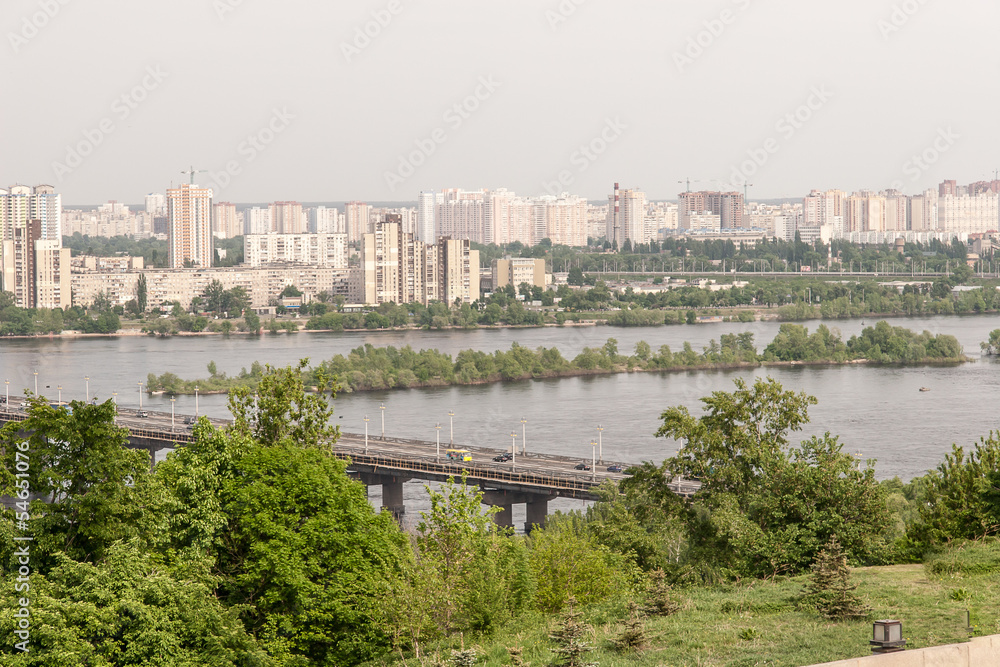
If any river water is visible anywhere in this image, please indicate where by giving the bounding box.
[3,315,1000,524]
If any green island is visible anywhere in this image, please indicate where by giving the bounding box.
[5,365,1000,666]
[146,320,966,396]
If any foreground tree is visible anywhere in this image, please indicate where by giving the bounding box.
[155,360,407,665]
[642,378,889,578]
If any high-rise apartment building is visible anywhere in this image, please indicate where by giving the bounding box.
[212,202,242,239]
[1,184,61,243]
[606,183,647,246]
[345,201,372,243]
[536,193,588,246]
[166,183,213,269]
[310,206,344,234]
[244,207,271,235]
[269,201,305,234]
[492,257,546,290]
[145,192,167,216]
[356,221,479,306]
[417,190,442,243]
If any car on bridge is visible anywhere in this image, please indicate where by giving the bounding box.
[574,462,591,471]
[606,464,627,473]
[137,410,149,418]
[493,453,513,462]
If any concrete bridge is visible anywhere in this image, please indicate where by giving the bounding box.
[0,397,701,532]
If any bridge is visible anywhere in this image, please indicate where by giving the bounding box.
[0,396,701,533]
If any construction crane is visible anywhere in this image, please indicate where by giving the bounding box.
[677,177,707,193]
[180,165,206,185]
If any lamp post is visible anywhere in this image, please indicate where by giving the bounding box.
[436,423,442,462]
[363,415,370,455]
[591,440,597,481]
[448,410,455,445]
[597,424,604,463]
[171,397,176,430]
[4,380,8,407]
[57,385,62,404]
[33,370,38,396]
[138,381,143,409]
[195,386,199,417]
[84,375,90,402]
[510,431,517,473]
[520,417,527,455]
[380,402,386,440]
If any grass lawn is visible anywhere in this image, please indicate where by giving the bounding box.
[375,540,1000,667]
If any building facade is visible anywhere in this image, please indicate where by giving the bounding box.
[167,183,213,269]
[243,233,348,268]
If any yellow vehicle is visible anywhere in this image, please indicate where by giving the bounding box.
[446,449,472,462]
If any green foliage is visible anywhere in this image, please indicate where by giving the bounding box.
[548,597,597,667]
[643,569,681,617]
[0,542,270,666]
[906,432,1000,553]
[610,601,646,653]
[799,536,871,620]
[654,378,890,577]
[0,399,158,573]
[982,329,1000,355]
[529,515,635,613]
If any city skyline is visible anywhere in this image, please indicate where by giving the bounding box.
[3,1,998,203]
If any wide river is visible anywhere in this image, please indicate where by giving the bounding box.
[3,315,999,524]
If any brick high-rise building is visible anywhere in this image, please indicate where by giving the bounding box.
[167,183,213,269]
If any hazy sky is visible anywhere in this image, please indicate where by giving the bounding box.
[3,0,997,204]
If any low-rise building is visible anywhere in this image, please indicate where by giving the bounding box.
[492,257,546,291]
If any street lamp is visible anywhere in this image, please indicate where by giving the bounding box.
[363,415,370,455]
[591,440,597,481]
[33,370,38,396]
[195,386,199,417]
[57,385,62,404]
[380,402,386,440]
[436,423,442,462]
[520,417,527,455]
[170,397,176,430]
[509,431,517,472]
[448,410,455,445]
[84,375,90,402]
[138,381,143,409]
[4,379,8,407]
[597,424,604,463]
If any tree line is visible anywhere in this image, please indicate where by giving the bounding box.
[146,323,964,396]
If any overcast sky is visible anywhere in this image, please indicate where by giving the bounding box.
[3,0,997,204]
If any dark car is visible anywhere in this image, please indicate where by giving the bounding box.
[574,462,591,471]
[493,453,513,462]
[606,464,626,473]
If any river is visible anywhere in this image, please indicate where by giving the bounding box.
[3,315,999,526]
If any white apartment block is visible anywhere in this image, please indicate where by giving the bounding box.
[310,206,345,234]
[243,233,348,268]
[938,192,999,234]
[417,190,442,244]
[1,184,61,243]
[536,193,588,246]
[145,192,166,216]
[492,257,546,290]
[71,265,351,311]
[244,207,271,235]
[33,240,71,309]
[62,206,139,238]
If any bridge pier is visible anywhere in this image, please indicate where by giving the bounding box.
[359,473,411,523]
[481,490,556,533]
[525,496,551,534]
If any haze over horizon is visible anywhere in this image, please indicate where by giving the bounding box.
[4,0,996,204]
